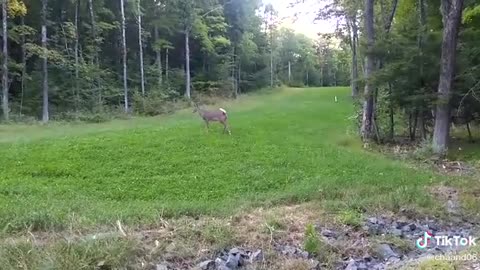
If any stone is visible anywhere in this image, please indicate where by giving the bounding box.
[402,223,417,232]
[345,259,357,270]
[226,253,240,269]
[362,254,373,262]
[251,250,264,262]
[282,245,297,256]
[392,229,403,237]
[229,247,245,256]
[156,263,169,270]
[367,217,378,224]
[374,244,399,260]
[357,262,368,270]
[427,223,439,232]
[321,229,337,238]
[197,260,215,270]
[310,259,320,269]
[395,218,409,229]
[300,251,309,259]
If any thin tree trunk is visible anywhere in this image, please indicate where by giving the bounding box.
[137,0,145,96]
[184,30,191,99]
[237,61,241,94]
[20,16,26,115]
[361,0,376,142]
[432,0,464,155]
[120,0,128,112]
[88,0,101,104]
[388,83,394,139]
[2,0,8,121]
[74,0,80,113]
[270,47,274,88]
[350,16,359,97]
[306,70,309,86]
[232,46,237,98]
[417,0,427,141]
[154,26,162,87]
[165,48,169,81]
[42,0,49,123]
[320,65,324,86]
[288,61,291,83]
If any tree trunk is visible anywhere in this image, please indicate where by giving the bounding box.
[349,16,359,97]
[74,0,80,113]
[120,0,128,112]
[270,46,274,88]
[184,30,191,99]
[320,65,324,86]
[288,61,291,83]
[237,61,241,94]
[165,48,169,82]
[432,0,464,155]
[88,0,101,104]
[232,46,237,98]
[154,26,162,86]
[2,0,8,121]
[20,16,26,115]
[41,0,49,123]
[360,0,376,142]
[388,83,394,139]
[137,0,145,96]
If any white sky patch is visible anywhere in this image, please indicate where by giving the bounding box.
[262,0,337,38]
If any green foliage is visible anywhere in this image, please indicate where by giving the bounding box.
[303,224,321,256]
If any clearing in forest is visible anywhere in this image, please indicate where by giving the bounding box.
[0,87,447,231]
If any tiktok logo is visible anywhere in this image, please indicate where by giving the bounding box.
[416,231,433,249]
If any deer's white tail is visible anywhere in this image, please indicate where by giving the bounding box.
[219,108,227,115]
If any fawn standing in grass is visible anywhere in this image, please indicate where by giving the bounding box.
[193,103,231,135]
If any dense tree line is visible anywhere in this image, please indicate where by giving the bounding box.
[0,0,349,122]
[319,0,480,155]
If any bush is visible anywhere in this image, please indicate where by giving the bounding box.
[132,90,189,116]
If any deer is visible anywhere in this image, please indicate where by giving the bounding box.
[192,102,231,135]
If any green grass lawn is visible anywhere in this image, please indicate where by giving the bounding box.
[0,87,446,232]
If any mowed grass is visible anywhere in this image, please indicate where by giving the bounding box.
[0,88,444,232]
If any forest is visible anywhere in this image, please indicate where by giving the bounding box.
[0,0,349,122]
[1,0,480,156]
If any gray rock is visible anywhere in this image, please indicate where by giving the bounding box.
[217,265,231,270]
[345,259,357,270]
[402,223,417,232]
[156,263,169,270]
[357,262,368,270]
[300,251,309,259]
[251,250,264,262]
[226,253,240,269]
[374,244,399,260]
[229,247,245,256]
[321,229,337,238]
[392,229,403,237]
[310,259,320,269]
[367,217,378,224]
[282,245,297,256]
[215,258,226,266]
[395,219,409,229]
[427,223,439,232]
[198,260,215,270]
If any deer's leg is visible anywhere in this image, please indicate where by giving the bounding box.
[205,120,210,133]
[223,120,231,135]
